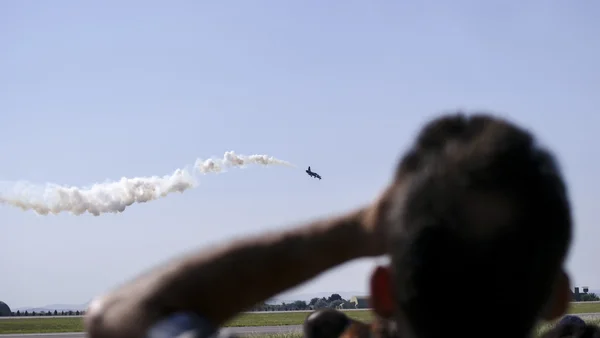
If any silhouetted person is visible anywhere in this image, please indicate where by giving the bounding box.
[304,309,351,338]
[540,315,600,338]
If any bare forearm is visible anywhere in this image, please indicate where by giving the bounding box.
[85,208,370,337]
[154,208,368,323]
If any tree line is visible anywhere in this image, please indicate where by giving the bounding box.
[248,293,363,312]
[578,293,600,302]
[10,310,86,316]
[7,293,359,316]
[8,294,359,316]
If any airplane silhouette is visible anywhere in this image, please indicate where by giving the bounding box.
[306,166,322,180]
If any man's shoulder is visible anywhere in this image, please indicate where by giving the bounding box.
[145,312,239,338]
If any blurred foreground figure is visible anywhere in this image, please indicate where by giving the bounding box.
[540,315,600,338]
[85,112,576,338]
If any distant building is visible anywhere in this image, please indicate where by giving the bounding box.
[349,296,370,309]
[0,301,11,316]
[572,286,591,302]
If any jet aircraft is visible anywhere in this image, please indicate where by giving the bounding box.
[305,166,322,180]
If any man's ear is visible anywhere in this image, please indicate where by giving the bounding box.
[370,265,396,319]
[541,269,571,321]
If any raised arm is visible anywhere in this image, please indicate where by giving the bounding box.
[84,206,383,338]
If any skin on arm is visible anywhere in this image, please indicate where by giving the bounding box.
[84,205,389,338]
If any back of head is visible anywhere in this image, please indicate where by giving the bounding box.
[541,315,600,338]
[387,113,572,338]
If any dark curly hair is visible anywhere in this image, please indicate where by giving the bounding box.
[388,113,572,338]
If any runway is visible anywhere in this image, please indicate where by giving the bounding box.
[0,325,303,337]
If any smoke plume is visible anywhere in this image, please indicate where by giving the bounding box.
[0,151,294,216]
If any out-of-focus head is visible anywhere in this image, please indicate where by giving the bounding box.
[369,113,573,338]
[557,315,587,330]
[540,315,600,338]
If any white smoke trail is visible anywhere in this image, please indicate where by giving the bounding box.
[195,151,295,174]
[0,151,294,216]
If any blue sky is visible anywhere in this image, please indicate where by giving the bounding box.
[1,0,599,308]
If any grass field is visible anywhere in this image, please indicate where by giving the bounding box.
[1,303,599,334]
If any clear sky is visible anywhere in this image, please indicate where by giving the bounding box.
[1,1,599,309]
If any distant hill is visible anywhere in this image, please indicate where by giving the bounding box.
[15,301,90,312]
[13,293,369,312]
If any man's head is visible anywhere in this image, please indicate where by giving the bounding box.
[540,315,600,338]
[369,113,573,338]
